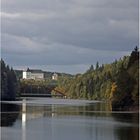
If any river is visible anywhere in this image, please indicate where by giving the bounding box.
[1,98,139,140]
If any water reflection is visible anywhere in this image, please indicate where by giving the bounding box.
[22,99,26,140]
[112,112,139,140]
[1,99,139,140]
[1,103,20,127]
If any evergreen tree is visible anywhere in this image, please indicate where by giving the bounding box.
[127,46,139,68]
[96,61,99,70]
[56,47,139,111]
[1,59,18,100]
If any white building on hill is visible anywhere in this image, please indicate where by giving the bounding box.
[23,68,44,80]
[52,73,58,80]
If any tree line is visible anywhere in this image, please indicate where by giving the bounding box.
[20,79,57,94]
[1,47,139,110]
[1,59,18,100]
[56,47,139,110]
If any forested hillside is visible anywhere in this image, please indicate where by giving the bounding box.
[1,59,18,100]
[56,47,139,110]
[1,47,139,109]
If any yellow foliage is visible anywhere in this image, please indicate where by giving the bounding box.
[53,87,66,95]
[110,82,117,99]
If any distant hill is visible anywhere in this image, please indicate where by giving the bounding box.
[14,69,73,80]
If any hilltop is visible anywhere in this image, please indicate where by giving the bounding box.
[14,69,73,80]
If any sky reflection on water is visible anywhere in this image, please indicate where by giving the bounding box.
[1,98,139,140]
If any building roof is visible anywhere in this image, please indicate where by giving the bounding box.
[53,72,58,75]
[24,68,44,73]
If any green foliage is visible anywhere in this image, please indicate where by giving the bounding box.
[112,47,139,110]
[96,61,99,70]
[57,47,139,110]
[1,59,18,100]
[20,79,57,94]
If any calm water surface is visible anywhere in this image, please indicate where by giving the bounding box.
[1,98,139,140]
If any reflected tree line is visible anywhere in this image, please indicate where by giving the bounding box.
[113,113,139,140]
[1,102,138,140]
[1,103,20,126]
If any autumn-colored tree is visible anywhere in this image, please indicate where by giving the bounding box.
[54,47,139,110]
[110,82,117,99]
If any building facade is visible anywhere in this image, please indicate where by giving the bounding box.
[23,68,44,80]
[52,73,58,80]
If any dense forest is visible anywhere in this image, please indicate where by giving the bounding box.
[1,59,18,100]
[1,47,139,110]
[20,79,57,94]
[56,47,139,110]
[19,74,72,95]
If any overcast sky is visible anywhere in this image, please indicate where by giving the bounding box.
[1,0,138,74]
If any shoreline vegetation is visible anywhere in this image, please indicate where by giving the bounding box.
[1,47,139,111]
[54,47,139,111]
[1,59,18,101]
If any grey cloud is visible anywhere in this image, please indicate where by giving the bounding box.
[2,40,130,66]
[2,0,138,12]
[1,0,138,73]
[2,2,138,51]
[1,34,49,55]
